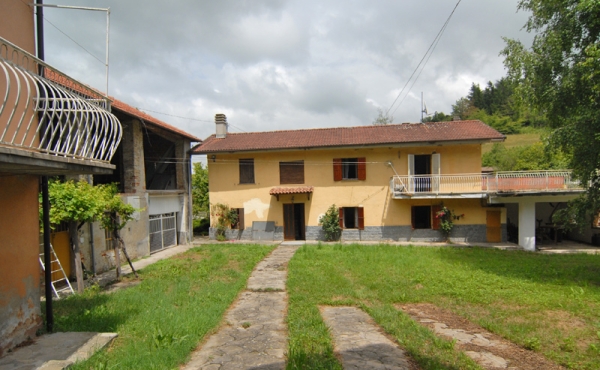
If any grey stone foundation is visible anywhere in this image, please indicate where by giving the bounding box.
[209,224,506,244]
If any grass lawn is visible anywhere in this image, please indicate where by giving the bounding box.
[287,244,600,369]
[44,244,274,370]
[482,132,542,154]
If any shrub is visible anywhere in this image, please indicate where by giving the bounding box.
[210,203,238,240]
[319,205,341,241]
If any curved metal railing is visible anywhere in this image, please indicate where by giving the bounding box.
[0,37,121,162]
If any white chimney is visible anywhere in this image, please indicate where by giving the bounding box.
[215,113,228,138]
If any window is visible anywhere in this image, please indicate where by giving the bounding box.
[338,207,364,229]
[411,205,441,229]
[239,159,255,184]
[231,208,245,230]
[280,161,304,184]
[333,158,366,181]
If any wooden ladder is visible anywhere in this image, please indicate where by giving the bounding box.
[39,244,74,298]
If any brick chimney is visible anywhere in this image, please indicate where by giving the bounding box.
[215,113,227,138]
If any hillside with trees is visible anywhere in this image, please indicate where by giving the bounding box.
[424,76,570,171]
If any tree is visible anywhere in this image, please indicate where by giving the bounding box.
[319,205,341,241]
[372,108,393,125]
[502,0,600,228]
[192,162,209,218]
[422,111,452,122]
[451,97,473,119]
[45,180,137,291]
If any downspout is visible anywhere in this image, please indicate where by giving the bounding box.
[37,0,54,333]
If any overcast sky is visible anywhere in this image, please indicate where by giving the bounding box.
[40,0,533,141]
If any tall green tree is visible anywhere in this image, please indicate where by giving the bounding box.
[192,162,209,218]
[502,0,600,226]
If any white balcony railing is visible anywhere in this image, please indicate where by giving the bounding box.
[0,37,121,163]
[390,171,582,196]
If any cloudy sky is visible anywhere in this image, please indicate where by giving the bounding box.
[40,0,533,141]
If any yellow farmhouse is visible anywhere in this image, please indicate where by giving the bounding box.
[192,115,520,243]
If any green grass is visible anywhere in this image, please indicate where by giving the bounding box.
[287,244,600,369]
[43,244,274,370]
[482,131,542,154]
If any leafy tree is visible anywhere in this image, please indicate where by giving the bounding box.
[451,97,474,119]
[502,0,600,228]
[319,205,341,241]
[45,180,137,291]
[372,108,393,125]
[422,111,452,122]
[192,162,209,218]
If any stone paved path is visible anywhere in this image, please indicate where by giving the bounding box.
[320,306,413,370]
[182,244,300,370]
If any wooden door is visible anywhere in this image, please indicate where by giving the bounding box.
[283,204,295,240]
[50,231,71,280]
[486,210,502,243]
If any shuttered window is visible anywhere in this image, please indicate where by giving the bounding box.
[280,161,304,184]
[338,207,365,230]
[239,159,255,184]
[333,158,366,181]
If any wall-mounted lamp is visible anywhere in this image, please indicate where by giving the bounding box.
[210,155,216,162]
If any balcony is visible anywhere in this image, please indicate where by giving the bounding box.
[0,37,121,174]
[390,171,583,199]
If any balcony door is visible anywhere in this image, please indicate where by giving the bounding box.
[408,154,440,192]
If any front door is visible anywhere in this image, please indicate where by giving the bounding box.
[486,210,502,242]
[283,203,305,240]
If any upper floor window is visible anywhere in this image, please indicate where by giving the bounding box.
[333,157,366,181]
[239,158,255,184]
[280,161,304,184]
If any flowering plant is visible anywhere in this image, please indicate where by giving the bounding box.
[435,206,464,240]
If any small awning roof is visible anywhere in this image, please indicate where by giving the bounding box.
[269,186,314,195]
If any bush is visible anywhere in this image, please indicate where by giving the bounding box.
[193,218,210,236]
[319,205,341,241]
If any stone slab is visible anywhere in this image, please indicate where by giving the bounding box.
[246,245,300,291]
[0,332,116,370]
[320,306,411,370]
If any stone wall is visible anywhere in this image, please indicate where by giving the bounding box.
[208,224,506,244]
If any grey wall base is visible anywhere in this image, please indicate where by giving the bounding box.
[209,224,506,243]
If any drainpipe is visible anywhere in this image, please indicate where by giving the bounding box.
[37,0,53,333]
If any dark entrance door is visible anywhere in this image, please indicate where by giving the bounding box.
[283,203,305,240]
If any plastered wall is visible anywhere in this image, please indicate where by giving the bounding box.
[0,175,42,356]
[207,144,497,232]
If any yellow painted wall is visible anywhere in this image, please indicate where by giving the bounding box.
[0,175,42,356]
[207,144,498,228]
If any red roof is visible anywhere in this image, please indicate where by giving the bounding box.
[111,100,202,142]
[44,69,201,142]
[191,120,504,154]
[269,186,314,195]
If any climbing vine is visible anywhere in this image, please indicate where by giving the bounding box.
[210,203,238,241]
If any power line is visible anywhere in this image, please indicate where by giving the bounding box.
[136,108,248,133]
[42,14,105,65]
[386,0,462,117]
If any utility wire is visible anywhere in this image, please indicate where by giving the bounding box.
[137,107,248,133]
[42,14,105,65]
[386,0,462,116]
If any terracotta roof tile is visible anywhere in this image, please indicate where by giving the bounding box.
[191,121,504,154]
[111,100,202,142]
[269,186,314,195]
[45,69,201,142]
